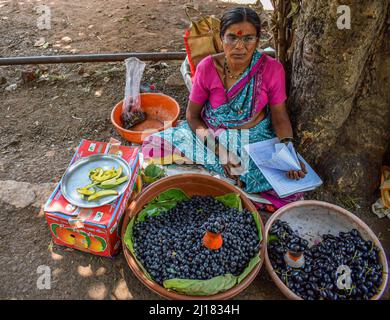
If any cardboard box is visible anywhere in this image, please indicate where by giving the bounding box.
[44,139,140,257]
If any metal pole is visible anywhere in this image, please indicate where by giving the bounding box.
[0,52,187,66]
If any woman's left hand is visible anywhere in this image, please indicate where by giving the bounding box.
[286,160,307,180]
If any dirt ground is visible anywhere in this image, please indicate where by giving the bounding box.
[0,0,389,300]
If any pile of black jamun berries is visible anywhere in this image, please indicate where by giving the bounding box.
[132,195,260,285]
[268,220,383,300]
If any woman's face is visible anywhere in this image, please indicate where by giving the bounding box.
[222,21,259,66]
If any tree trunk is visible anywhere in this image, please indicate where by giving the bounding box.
[288,0,390,200]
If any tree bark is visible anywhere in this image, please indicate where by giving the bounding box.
[288,0,390,199]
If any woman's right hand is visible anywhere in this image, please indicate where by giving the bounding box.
[217,144,245,178]
[286,160,307,180]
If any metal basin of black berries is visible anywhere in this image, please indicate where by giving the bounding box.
[265,200,389,300]
[121,174,265,300]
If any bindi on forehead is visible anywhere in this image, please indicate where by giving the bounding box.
[237,30,243,36]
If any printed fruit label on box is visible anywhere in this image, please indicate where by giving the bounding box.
[44,139,140,257]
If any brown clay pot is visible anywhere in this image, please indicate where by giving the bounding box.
[111,93,180,145]
[121,174,265,300]
[264,200,389,300]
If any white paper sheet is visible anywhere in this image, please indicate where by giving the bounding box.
[250,140,301,171]
[244,138,323,198]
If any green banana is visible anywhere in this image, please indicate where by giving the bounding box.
[87,190,118,201]
[113,166,123,180]
[99,175,129,189]
[77,186,96,196]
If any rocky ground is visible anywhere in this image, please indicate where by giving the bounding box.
[0,0,389,300]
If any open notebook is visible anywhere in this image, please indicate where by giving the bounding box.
[244,138,323,198]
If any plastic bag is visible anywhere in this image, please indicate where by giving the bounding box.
[121,57,146,129]
[180,56,193,92]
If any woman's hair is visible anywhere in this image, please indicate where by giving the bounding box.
[220,7,261,38]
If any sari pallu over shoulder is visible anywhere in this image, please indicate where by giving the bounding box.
[201,50,268,130]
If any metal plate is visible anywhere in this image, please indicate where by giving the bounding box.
[61,154,132,208]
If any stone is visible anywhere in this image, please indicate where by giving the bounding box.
[0,180,36,208]
[45,150,56,158]
[52,268,63,278]
[61,36,72,44]
[34,37,46,47]
[31,182,56,208]
[5,84,17,91]
[77,265,94,277]
[165,72,185,87]
[112,279,132,300]
[87,282,108,300]
[95,267,107,276]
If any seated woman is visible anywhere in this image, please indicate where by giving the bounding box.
[142,7,307,210]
